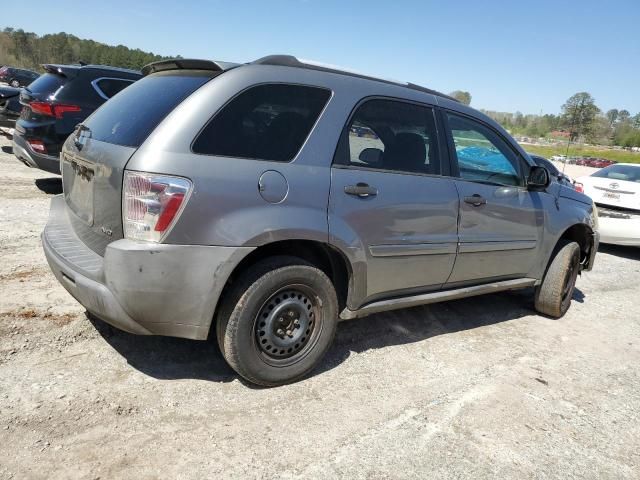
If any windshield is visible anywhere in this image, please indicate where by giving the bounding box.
[591,164,640,183]
[83,70,216,147]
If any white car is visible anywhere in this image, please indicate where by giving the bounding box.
[576,163,640,246]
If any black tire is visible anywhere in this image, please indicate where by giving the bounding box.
[534,241,581,318]
[216,256,338,386]
[9,79,20,88]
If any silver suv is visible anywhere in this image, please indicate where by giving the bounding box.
[43,56,599,386]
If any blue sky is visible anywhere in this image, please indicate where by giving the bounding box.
[3,0,639,115]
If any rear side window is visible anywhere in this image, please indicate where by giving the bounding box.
[336,99,441,175]
[26,73,66,94]
[84,71,214,147]
[93,78,135,99]
[192,84,331,162]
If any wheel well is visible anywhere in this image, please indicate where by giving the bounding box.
[558,223,593,264]
[217,240,352,315]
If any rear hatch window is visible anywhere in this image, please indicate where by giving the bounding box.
[83,71,216,147]
[25,73,67,95]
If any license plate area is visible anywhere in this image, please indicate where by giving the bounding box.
[62,153,95,225]
[602,191,620,201]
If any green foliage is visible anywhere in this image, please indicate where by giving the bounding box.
[0,27,178,71]
[561,92,600,142]
[449,90,471,105]
[523,144,640,164]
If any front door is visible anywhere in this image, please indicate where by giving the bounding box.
[328,99,459,307]
[444,112,542,285]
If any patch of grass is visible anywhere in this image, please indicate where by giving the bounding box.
[520,143,640,164]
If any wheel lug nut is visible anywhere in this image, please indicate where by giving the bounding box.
[277,328,284,336]
[278,317,284,323]
[286,330,293,336]
[293,319,300,326]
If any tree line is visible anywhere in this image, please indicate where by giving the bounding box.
[481,92,640,148]
[0,27,177,72]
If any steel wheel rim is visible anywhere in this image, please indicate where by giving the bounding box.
[253,284,322,367]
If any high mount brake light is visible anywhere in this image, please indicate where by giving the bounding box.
[123,171,192,242]
[30,101,81,119]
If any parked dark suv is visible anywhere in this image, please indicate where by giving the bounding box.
[43,56,599,386]
[12,64,141,174]
[0,66,40,87]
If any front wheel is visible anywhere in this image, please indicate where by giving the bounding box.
[216,256,338,386]
[534,241,581,318]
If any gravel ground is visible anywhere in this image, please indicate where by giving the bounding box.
[0,135,639,479]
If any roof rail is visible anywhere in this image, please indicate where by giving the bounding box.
[142,58,240,76]
[251,55,458,102]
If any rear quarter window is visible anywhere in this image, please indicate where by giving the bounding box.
[192,84,331,162]
[83,71,215,147]
[93,78,135,99]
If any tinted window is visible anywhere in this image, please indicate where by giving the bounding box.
[448,113,522,186]
[340,99,440,175]
[192,84,331,162]
[84,71,214,147]
[95,78,134,99]
[26,73,66,94]
[591,164,640,183]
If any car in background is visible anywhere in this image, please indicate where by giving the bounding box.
[12,63,141,174]
[528,154,573,187]
[0,66,40,87]
[0,85,22,130]
[576,157,616,168]
[576,163,640,246]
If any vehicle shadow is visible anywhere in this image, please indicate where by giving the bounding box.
[89,315,237,383]
[90,286,574,386]
[1,145,12,154]
[35,177,63,195]
[598,244,640,261]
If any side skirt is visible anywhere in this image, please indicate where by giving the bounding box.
[340,278,537,319]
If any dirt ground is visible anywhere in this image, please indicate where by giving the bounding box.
[0,134,639,479]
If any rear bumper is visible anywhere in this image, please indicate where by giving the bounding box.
[597,215,640,247]
[43,195,254,340]
[12,131,61,174]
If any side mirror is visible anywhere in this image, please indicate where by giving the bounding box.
[358,148,383,166]
[527,165,550,189]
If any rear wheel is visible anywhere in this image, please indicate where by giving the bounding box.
[9,79,20,88]
[216,256,338,386]
[534,241,581,318]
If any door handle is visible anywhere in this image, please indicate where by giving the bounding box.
[344,183,378,198]
[464,194,486,207]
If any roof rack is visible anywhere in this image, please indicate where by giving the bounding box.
[251,55,458,102]
[142,58,240,76]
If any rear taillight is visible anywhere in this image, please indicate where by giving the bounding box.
[574,182,584,193]
[123,171,192,242]
[27,139,47,154]
[30,101,81,119]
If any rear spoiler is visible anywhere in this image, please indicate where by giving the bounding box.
[142,58,240,76]
[42,64,80,79]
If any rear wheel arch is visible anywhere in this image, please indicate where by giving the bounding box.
[211,239,353,337]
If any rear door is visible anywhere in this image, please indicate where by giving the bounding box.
[443,112,541,285]
[329,99,459,307]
